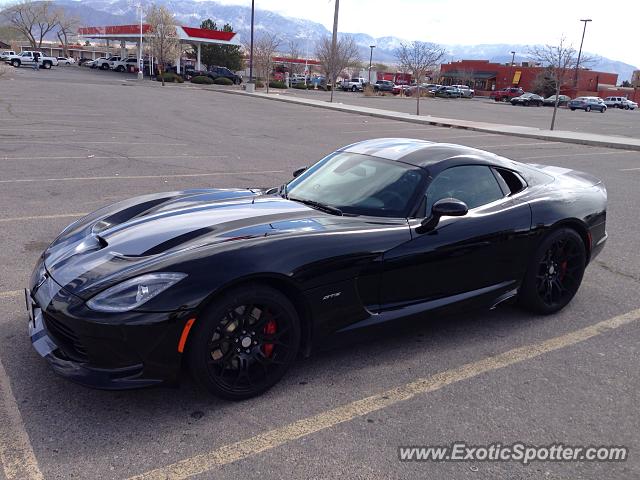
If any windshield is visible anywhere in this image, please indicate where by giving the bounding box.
[286,152,426,217]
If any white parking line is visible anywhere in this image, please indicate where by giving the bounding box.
[0,291,21,299]
[0,141,188,146]
[0,357,44,480]
[0,170,285,184]
[0,213,87,223]
[522,151,636,160]
[619,167,640,171]
[0,155,227,161]
[128,307,640,480]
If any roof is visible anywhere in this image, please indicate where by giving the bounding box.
[339,138,510,169]
[78,24,242,46]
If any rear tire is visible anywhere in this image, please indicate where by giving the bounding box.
[585,106,591,112]
[187,284,301,400]
[11,59,19,67]
[519,228,586,315]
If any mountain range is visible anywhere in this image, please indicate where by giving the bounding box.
[47,0,639,81]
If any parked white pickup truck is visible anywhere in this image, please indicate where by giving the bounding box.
[0,50,16,61]
[341,77,368,92]
[4,51,58,69]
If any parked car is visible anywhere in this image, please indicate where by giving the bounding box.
[373,80,395,92]
[56,57,75,65]
[342,77,368,92]
[111,57,139,72]
[289,74,308,86]
[603,96,636,110]
[0,50,16,60]
[207,66,242,84]
[510,93,544,106]
[568,97,607,112]
[623,99,638,110]
[433,86,462,98]
[490,87,524,102]
[543,95,571,106]
[26,138,607,400]
[88,57,107,68]
[94,56,120,70]
[392,84,411,95]
[78,58,93,66]
[4,51,58,69]
[451,84,475,98]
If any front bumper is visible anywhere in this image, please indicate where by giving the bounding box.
[26,266,193,390]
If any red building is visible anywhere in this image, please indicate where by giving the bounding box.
[439,60,620,98]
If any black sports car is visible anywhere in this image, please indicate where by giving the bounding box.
[26,138,607,399]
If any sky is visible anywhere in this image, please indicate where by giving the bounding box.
[212,0,640,67]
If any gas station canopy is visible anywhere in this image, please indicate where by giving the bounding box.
[78,24,243,71]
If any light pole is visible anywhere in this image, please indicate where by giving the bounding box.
[368,45,375,85]
[137,2,143,80]
[247,0,255,92]
[329,0,339,102]
[510,50,515,85]
[574,18,592,88]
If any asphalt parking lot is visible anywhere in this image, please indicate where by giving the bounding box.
[1,66,639,480]
[285,87,640,139]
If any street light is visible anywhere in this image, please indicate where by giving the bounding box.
[509,50,516,86]
[137,1,143,80]
[574,19,592,88]
[247,0,255,92]
[368,45,376,84]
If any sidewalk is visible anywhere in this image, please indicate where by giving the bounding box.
[212,88,640,151]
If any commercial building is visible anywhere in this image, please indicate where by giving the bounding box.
[439,59,624,99]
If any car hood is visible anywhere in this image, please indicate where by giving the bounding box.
[42,188,370,299]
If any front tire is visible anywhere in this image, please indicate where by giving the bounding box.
[519,228,586,315]
[187,284,301,400]
[11,59,19,67]
[585,106,591,112]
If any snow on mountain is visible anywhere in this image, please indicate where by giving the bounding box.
[50,0,638,81]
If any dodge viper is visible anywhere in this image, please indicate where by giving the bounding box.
[26,138,607,399]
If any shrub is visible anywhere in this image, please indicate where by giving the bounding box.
[292,83,308,89]
[156,72,184,83]
[255,80,265,88]
[307,83,316,90]
[191,75,214,84]
[268,80,287,89]
[213,77,234,85]
[363,85,376,96]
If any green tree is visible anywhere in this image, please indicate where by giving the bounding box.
[621,80,631,87]
[193,19,243,71]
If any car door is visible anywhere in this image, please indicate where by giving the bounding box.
[379,164,532,310]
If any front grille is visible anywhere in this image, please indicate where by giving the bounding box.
[43,313,88,362]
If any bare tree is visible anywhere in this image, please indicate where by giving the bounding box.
[250,32,280,93]
[146,4,180,86]
[528,37,581,130]
[396,41,445,115]
[315,35,360,100]
[1,1,60,50]
[55,10,80,58]
[286,39,303,75]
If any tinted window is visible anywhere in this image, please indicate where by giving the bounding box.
[287,152,426,217]
[426,165,504,212]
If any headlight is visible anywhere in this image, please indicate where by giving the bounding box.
[86,273,187,312]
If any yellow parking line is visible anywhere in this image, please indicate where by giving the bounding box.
[0,170,285,184]
[128,307,640,480]
[0,358,44,480]
[0,213,87,223]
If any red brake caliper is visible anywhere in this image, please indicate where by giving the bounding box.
[262,319,277,358]
[560,260,568,280]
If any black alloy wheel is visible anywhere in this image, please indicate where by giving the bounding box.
[187,284,301,400]
[520,228,586,314]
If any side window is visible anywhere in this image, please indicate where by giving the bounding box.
[494,168,526,195]
[425,165,504,213]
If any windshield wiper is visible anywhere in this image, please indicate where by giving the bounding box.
[289,197,343,216]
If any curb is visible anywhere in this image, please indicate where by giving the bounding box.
[207,88,640,152]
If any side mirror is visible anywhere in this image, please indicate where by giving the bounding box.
[292,167,307,178]
[417,198,468,233]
